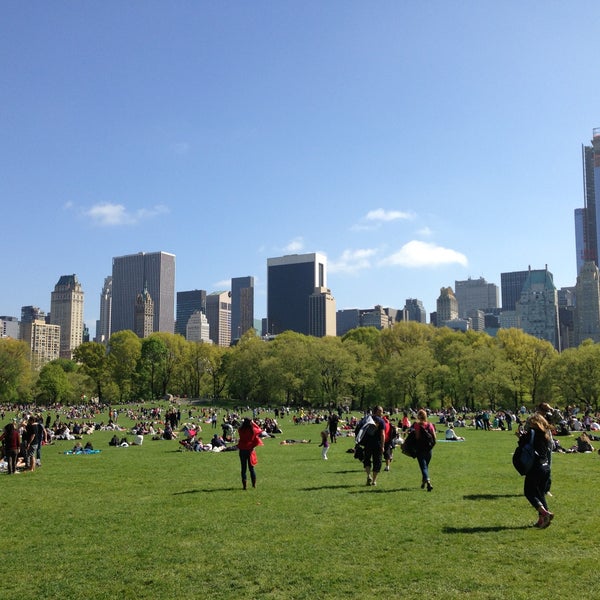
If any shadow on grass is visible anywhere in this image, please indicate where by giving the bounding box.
[348,487,416,494]
[301,484,358,491]
[463,493,522,500]
[173,487,239,494]
[443,524,530,534]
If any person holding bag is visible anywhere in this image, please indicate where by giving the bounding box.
[237,418,263,490]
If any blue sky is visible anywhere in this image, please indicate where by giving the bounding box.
[2,2,599,336]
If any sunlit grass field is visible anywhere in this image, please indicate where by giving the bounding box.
[2,407,599,599]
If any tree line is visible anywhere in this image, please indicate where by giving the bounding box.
[1,322,600,411]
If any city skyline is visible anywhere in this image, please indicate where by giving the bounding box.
[2,4,600,336]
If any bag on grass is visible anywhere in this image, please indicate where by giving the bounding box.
[512,429,535,476]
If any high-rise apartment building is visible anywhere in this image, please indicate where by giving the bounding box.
[308,287,336,337]
[501,270,530,311]
[267,252,327,336]
[574,261,600,345]
[49,274,84,359]
[96,276,112,344]
[436,287,458,324]
[403,298,427,323]
[111,251,175,335]
[21,319,60,369]
[575,129,600,273]
[454,277,499,318]
[206,291,231,347]
[231,276,255,341]
[516,266,561,350]
[0,316,19,339]
[175,290,206,338]
[134,285,154,339]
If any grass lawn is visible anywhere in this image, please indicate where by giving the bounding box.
[2,407,599,599]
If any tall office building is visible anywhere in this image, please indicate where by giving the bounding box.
[231,276,255,341]
[206,291,231,347]
[49,274,85,359]
[308,287,336,337]
[21,319,60,369]
[111,251,175,335]
[20,306,46,326]
[267,252,327,336]
[501,270,530,311]
[575,129,600,273]
[403,298,427,323]
[436,287,458,324]
[574,261,600,345]
[186,310,211,343]
[454,277,499,318]
[95,276,112,344]
[516,266,561,350]
[175,290,206,338]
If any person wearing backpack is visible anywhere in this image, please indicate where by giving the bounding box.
[413,409,436,492]
[362,406,386,487]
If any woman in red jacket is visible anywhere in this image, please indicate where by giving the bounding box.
[237,418,263,489]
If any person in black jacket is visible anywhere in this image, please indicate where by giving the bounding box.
[524,412,554,529]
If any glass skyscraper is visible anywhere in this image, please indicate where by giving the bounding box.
[231,276,254,341]
[267,253,327,336]
[111,251,175,336]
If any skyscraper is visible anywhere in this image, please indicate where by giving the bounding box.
[267,252,327,336]
[308,287,336,337]
[574,261,600,345]
[134,284,154,339]
[454,277,499,318]
[516,266,561,350]
[175,289,206,338]
[231,276,255,341]
[49,274,84,359]
[206,291,231,347]
[436,287,458,324]
[501,270,530,311]
[403,298,427,323]
[96,276,112,344]
[575,129,600,273]
[21,319,60,369]
[111,251,175,335]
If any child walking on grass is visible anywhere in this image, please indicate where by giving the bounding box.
[319,429,329,460]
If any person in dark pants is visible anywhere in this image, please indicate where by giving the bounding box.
[237,418,263,490]
[328,412,339,444]
[414,409,436,491]
[362,406,386,487]
[523,412,554,528]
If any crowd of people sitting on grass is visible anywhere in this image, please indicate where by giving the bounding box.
[3,401,600,474]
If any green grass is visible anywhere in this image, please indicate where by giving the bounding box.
[2,409,599,599]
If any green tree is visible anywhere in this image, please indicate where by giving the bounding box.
[0,338,31,401]
[35,361,72,403]
[108,331,142,402]
[226,331,270,403]
[73,342,109,401]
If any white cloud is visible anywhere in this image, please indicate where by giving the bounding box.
[365,208,414,222]
[83,203,169,226]
[380,240,468,268]
[329,248,378,274]
[284,237,304,252]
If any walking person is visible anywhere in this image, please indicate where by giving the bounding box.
[523,412,554,528]
[237,418,263,490]
[414,409,436,491]
[319,429,330,460]
[362,406,386,487]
